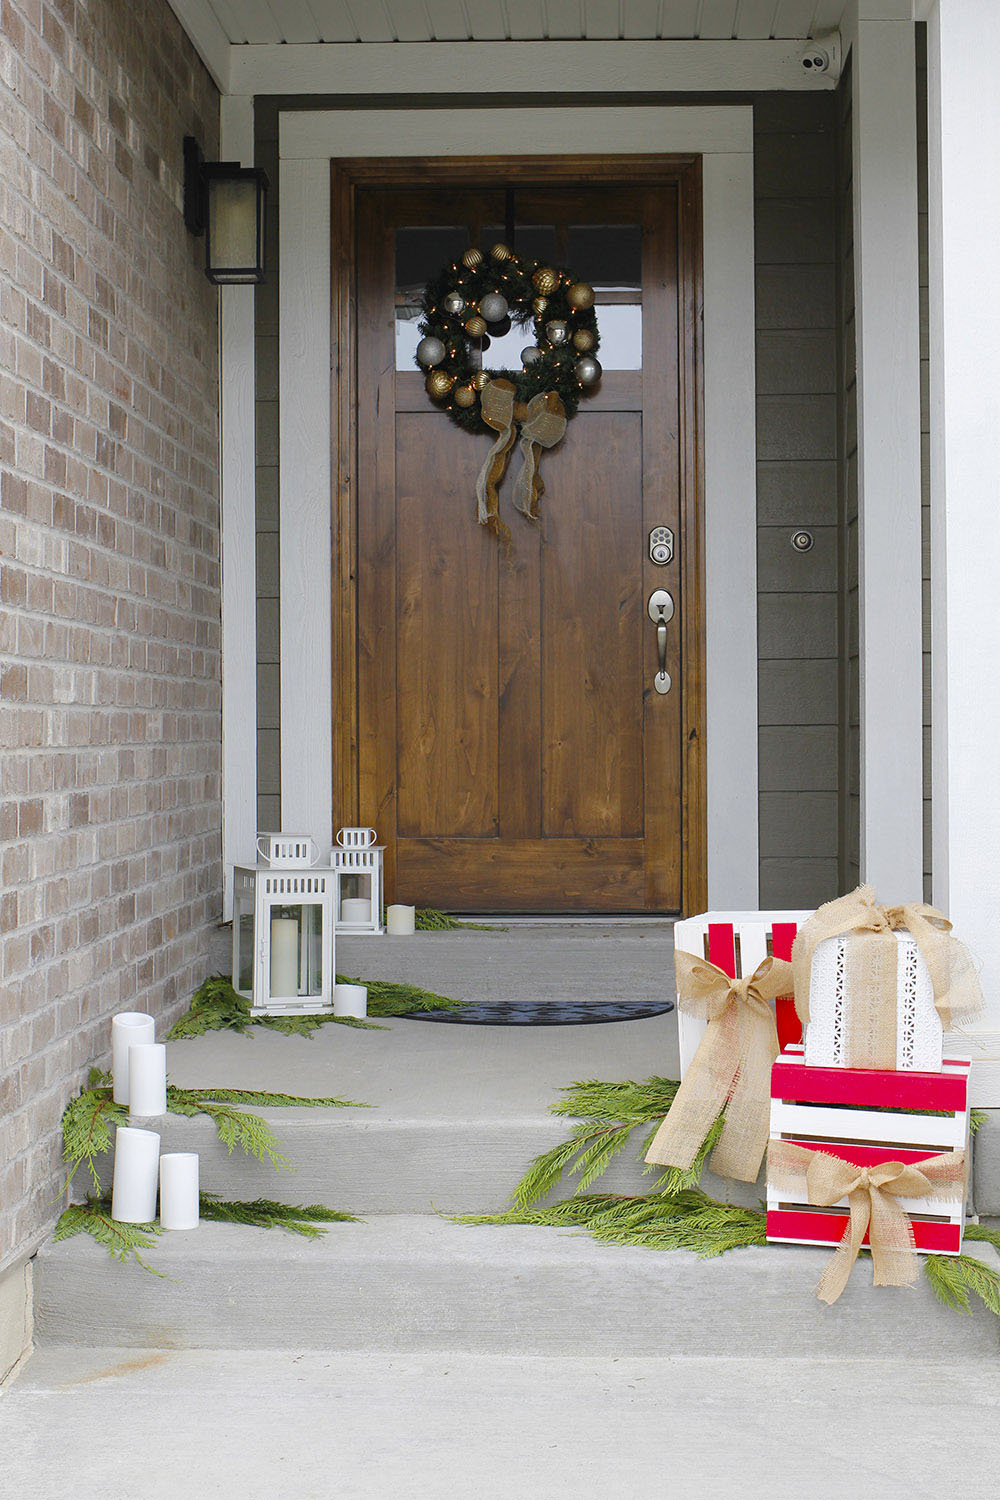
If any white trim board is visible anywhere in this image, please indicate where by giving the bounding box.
[219,94,257,918]
[232,40,840,98]
[278,105,759,907]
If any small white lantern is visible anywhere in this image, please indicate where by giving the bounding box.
[331,827,385,936]
[232,861,337,1017]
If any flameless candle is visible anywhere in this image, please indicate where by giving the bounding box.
[333,983,367,1019]
[386,904,416,935]
[111,1012,156,1105]
[128,1042,167,1118]
[159,1153,200,1230]
[340,897,372,925]
[270,916,299,996]
[111,1125,160,1223]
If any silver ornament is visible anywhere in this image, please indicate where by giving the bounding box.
[479,292,509,324]
[545,320,569,346]
[574,355,602,386]
[442,291,466,316]
[416,335,446,368]
[520,345,542,367]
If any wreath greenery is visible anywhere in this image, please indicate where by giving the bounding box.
[415,243,602,435]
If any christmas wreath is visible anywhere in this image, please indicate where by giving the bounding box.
[414,242,601,539]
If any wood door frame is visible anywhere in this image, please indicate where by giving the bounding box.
[331,154,707,915]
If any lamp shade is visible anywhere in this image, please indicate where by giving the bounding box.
[203,163,268,285]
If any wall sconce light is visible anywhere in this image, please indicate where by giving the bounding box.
[183,135,268,286]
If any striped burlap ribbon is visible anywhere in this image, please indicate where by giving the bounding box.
[475,380,566,541]
[791,885,983,1069]
[645,951,795,1184]
[767,1140,966,1304]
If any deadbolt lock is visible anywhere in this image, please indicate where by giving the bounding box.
[649,526,674,566]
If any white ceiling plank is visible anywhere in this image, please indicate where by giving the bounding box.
[465,0,507,38]
[771,0,814,37]
[583,0,621,39]
[269,0,323,43]
[697,0,738,39]
[346,0,395,41]
[423,0,470,38]
[621,0,658,39]
[735,0,776,38]
[505,0,547,35]
[659,0,700,36]
[808,0,845,29]
[231,0,284,41]
[200,0,247,43]
[382,0,434,38]
[546,0,584,37]
[310,2,360,40]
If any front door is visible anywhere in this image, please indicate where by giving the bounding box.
[344,165,703,913]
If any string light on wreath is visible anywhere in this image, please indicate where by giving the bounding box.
[413,242,602,538]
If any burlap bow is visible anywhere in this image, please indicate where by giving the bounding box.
[767,1140,966,1304]
[791,884,983,1069]
[475,379,567,540]
[645,951,795,1184]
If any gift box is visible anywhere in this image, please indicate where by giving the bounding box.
[803,931,943,1071]
[766,1045,970,1258]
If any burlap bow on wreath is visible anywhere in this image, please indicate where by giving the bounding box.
[767,1140,966,1304]
[645,951,795,1184]
[475,380,567,543]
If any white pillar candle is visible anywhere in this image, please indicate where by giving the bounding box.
[340,897,371,925]
[159,1153,200,1231]
[386,904,416,935]
[270,915,299,995]
[128,1042,167,1118]
[111,1012,156,1105]
[111,1125,160,1223]
[333,983,368,1018]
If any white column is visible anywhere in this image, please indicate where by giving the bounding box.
[851,13,924,899]
[926,0,1000,1101]
[220,94,258,918]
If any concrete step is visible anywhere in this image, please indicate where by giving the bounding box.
[34,1214,1000,1360]
[11,1347,1000,1500]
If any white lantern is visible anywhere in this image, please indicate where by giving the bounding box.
[232,860,337,1017]
[331,827,385,936]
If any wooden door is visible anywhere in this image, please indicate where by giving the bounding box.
[345,166,703,913]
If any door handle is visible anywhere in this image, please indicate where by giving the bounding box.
[648,589,674,695]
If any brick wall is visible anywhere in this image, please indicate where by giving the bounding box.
[0,0,221,1271]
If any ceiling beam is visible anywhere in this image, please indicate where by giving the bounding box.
[227,39,841,96]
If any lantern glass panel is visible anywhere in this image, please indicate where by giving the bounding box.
[207,176,257,271]
[268,902,324,1000]
[237,907,254,994]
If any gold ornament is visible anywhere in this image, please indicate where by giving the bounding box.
[472,371,490,391]
[464,315,487,337]
[462,248,484,269]
[490,242,513,262]
[572,329,595,352]
[452,384,477,409]
[532,297,548,317]
[567,282,595,310]
[532,267,558,294]
[426,370,455,400]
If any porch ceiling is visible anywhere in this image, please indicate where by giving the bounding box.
[203,0,844,46]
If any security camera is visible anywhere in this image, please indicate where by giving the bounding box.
[801,45,830,73]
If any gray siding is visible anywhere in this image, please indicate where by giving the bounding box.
[838,59,861,896]
[917,24,932,902]
[255,101,281,832]
[755,93,842,908]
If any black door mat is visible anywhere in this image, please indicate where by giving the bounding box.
[404,999,675,1026]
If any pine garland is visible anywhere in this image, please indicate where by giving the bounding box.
[168,973,469,1040]
[509,1076,723,1208]
[55,1194,357,1272]
[62,1070,367,1190]
[415,908,503,932]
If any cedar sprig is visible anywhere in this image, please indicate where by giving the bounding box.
[415,908,504,932]
[509,1077,724,1208]
[199,1192,357,1238]
[54,1199,164,1275]
[923,1249,1000,1317]
[168,973,470,1041]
